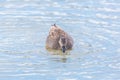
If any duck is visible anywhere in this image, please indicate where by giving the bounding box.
[46,24,73,53]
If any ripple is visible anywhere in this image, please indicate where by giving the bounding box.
[96,7,120,12]
[108,63,120,69]
[0,0,120,80]
[88,19,108,25]
[96,13,119,19]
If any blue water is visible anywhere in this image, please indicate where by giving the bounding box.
[0,0,120,80]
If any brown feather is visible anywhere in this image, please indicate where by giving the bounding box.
[46,24,73,50]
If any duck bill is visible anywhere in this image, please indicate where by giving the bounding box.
[62,46,66,53]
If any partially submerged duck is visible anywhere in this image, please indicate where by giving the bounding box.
[46,24,73,53]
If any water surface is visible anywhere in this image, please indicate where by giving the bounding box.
[0,0,120,80]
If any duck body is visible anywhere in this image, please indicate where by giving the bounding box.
[46,24,73,52]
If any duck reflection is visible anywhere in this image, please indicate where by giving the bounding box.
[46,48,71,63]
[46,48,71,55]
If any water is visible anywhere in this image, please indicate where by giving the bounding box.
[0,0,120,80]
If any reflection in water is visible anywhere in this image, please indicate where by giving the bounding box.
[50,57,68,63]
[46,48,71,55]
[46,48,70,63]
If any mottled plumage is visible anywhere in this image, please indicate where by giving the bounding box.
[46,24,73,53]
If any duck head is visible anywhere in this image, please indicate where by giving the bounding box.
[59,37,67,53]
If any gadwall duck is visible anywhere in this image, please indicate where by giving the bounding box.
[46,24,73,53]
